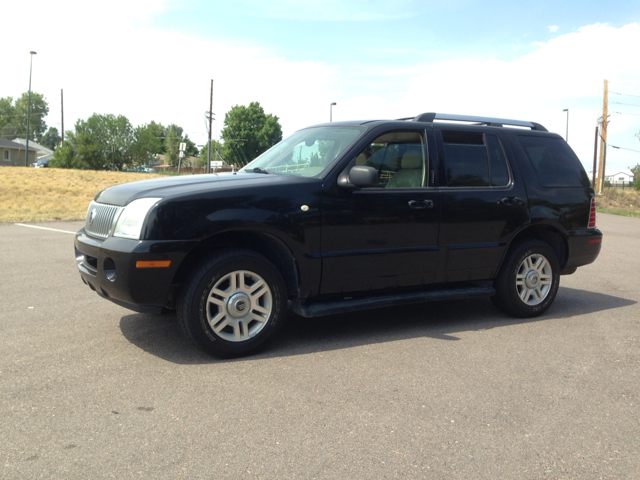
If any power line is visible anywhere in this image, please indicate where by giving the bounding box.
[611,91,640,98]
[610,146,640,154]
[610,102,640,108]
[612,111,640,117]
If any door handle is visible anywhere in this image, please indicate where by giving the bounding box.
[408,200,434,209]
[499,197,523,206]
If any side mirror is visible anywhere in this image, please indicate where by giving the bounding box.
[348,166,379,188]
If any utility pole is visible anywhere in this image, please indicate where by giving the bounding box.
[592,126,598,188]
[25,51,37,166]
[596,79,608,194]
[207,80,213,174]
[61,89,64,144]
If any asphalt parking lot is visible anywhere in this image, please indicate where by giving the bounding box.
[1,214,639,479]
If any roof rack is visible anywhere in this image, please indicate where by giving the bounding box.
[399,112,547,132]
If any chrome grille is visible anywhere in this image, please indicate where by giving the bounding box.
[85,201,123,239]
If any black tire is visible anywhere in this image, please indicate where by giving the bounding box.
[491,239,560,318]
[177,249,287,358]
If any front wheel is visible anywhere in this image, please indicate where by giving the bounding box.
[177,249,287,358]
[491,240,560,318]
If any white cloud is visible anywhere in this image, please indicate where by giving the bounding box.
[334,23,640,171]
[2,5,639,172]
[548,25,559,33]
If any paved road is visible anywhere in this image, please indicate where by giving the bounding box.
[1,214,638,479]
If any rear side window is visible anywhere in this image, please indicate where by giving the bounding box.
[441,131,510,187]
[518,136,590,187]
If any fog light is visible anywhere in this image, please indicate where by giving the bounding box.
[104,258,117,282]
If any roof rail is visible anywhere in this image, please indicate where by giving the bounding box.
[407,112,548,131]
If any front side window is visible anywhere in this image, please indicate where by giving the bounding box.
[441,131,511,187]
[240,126,363,177]
[354,131,428,188]
[3,150,9,161]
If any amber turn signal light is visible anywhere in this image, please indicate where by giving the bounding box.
[136,260,171,268]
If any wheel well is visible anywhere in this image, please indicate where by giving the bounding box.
[165,231,300,310]
[508,225,568,269]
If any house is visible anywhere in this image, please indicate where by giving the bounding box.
[605,169,635,187]
[0,138,38,166]
[11,138,54,159]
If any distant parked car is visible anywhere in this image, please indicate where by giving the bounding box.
[124,165,157,173]
[33,158,50,168]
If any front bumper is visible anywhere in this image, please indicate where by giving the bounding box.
[75,228,197,313]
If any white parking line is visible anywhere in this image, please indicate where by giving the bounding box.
[15,223,77,235]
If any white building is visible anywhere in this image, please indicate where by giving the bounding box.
[604,169,635,187]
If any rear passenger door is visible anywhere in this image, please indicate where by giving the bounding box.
[435,128,530,282]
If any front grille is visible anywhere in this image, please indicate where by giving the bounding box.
[85,201,123,239]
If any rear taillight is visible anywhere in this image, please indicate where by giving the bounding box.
[588,197,597,228]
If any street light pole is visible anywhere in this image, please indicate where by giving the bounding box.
[563,108,569,143]
[25,51,37,167]
[330,102,336,122]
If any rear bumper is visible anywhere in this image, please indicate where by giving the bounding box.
[75,228,197,313]
[564,228,603,270]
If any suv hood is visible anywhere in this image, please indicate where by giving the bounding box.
[94,173,313,206]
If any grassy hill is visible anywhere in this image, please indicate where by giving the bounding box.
[1,166,638,223]
[0,167,163,222]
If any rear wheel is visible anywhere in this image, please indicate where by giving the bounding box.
[177,249,287,358]
[491,240,560,318]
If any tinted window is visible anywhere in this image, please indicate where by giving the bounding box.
[356,131,427,188]
[518,136,590,187]
[485,134,510,186]
[442,131,489,187]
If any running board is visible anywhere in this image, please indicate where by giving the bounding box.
[291,286,495,318]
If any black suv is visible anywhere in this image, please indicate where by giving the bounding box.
[75,112,602,357]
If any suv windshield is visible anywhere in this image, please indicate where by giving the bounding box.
[240,126,363,177]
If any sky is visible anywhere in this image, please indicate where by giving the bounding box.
[2,0,640,173]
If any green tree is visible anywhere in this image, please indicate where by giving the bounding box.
[162,124,197,166]
[147,120,165,153]
[198,140,224,167]
[0,96,15,139]
[130,123,162,167]
[54,113,134,170]
[631,164,640,191]
[49,137,79,169]
[220,102,282,167]
[41,126,62,150]
[0,92,49,141]
[165,129,181,167]
[183,135,199,157]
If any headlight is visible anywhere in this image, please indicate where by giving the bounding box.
[113,197,162,240]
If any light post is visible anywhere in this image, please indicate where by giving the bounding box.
[25,51,37,166]
[330,102,336,122]
[563,108,569,143]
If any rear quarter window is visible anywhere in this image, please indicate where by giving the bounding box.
[518,136,590,188]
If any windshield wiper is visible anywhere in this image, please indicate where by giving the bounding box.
[247,167,273,174]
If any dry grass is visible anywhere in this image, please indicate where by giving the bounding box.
[2,167,639,223]
[598,188,640,218]
[0,167,163,223]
